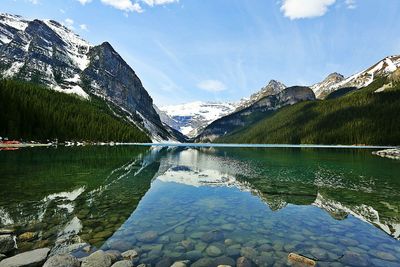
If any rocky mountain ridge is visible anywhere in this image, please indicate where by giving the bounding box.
[0,13,181,142]
[195,86,316,142]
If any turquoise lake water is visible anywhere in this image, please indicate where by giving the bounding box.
[0,146,399,266]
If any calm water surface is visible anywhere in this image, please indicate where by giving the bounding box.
[0,146,399,266]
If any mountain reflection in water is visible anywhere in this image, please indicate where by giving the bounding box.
[0,146,399,266]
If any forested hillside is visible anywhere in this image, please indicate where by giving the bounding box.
[217,78,400,146]
[0,79,151,143]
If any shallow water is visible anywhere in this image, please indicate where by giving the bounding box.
[0,146,399,266]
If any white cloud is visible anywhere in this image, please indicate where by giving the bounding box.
[64,18,74,29]
[197,80,227,92]
[345,0,356,9]
[100,0,143,12]
[281,0,336,20]
[77,0,92,4]
[79,24,88,31]
[141,0,178,7]
[28,0,39,4]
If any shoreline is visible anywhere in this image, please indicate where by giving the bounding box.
[0,142,398,149]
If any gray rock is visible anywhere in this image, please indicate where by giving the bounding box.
[121,250,138,260]
[43,254,80,267]
[236,257,252,267]
[0,235,15,254]
[213,256,235,266]
[81,250,112,267]
[341,251,368,267]
[111,260,133,267]
[105,250,122,263]
[190,257,214,267]
[136,231,158,243]
[200,231,224,243]
[185,250,202,261]
[0,248,50,267]
[171,261,188,267]
[0,254,6,261]
[49,242,88,257]
[240,247,257,260]
[206,245,223,257]
[155,257,172,267]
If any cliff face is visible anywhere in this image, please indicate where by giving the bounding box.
[196,86,316,142]
[0,13,182,142]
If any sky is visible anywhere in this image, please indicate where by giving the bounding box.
[3,0,400,106]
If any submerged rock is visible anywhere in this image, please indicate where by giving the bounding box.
[0,247,50,267]
[236,257,252,267]
[43,254,80,267]
[137,231,158,243]
[200,231,224,243]
[341,251,369,267]
[0,235,15,254]
[111,260,133,267]
[191,257,214,267]
[206,245,223,257]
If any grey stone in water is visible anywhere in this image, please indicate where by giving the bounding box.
[136,231,158,243]
[121,250,138,260]
[158,236,170,244]
[43,254,80,267]
[170,261,188,267]
[0,248,50,267]
[169,234,185,243]
[226,247,240,258]
[374,251,397,261]
[206,245,223,257]
[185,250,202,261]
[240,247,257,260]
[81,250,112,267]
[236,257,252,267]
[341,251,369,267]
[190,257,215,267]
[49,242,88,257]
[200,231,224,243]
[111,260,133,267]
[213,256,235,266]
[155,257,173,267]
[0,235,15,254]
[105,250,122,263]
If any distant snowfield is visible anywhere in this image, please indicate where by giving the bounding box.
[160,101,239,137]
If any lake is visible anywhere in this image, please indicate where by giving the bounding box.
[0,146,399,266]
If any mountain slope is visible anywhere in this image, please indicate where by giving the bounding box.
[196,86,315,142]
[218,77,400,145]
[0,79,150,142]
[311,56,400,99]
[0,13,180,142]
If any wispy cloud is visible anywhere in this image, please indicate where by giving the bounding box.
[75,0,178,13]
[28,0,39,4]
[100,0,143,13]
[77,0,92,4]
[64,18,74,29]
[281,0,336,20]
[345,0,356,9]
[141,0,178,7]
[79,24,89,31]
[197,80,227,92]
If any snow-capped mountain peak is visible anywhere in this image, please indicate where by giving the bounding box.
[159,101,239,137]
[311,55,400,99]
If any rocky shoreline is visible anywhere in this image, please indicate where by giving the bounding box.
[372,148,400,160]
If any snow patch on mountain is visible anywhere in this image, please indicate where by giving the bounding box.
[160,101,238,137]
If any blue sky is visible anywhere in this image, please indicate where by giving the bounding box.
[3,0,400,105]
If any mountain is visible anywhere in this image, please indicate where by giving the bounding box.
[218,77,400,145]
[196,86,315,142]
[311,72,345,99]
[0,13,181,142]
[311,56,400,99]
[237,80,287,110]
[159,101,238,138]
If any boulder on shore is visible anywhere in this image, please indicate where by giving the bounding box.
[0,247,50,267]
